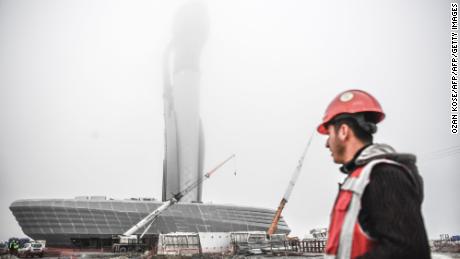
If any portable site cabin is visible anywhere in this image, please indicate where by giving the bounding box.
[157,232,233,256]
[157,232,200,256]
[157,231,275,256]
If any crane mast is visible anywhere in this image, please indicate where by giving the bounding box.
[267,134,313,235]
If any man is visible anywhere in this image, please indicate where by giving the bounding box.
[9,239,19,256]
[318,90,431,259]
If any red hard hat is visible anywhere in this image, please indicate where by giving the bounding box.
[317,89,385,135]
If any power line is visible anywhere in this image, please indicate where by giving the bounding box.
[418,145,460,162]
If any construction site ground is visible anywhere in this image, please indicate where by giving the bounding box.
[1,252,459,259]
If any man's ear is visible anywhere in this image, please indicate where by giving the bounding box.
[338,124,349,141]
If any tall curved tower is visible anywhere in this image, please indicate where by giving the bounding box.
[162,1,209,202]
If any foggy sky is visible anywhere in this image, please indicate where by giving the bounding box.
[0,0,458,241]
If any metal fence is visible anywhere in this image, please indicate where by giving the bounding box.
[287,239,326,253]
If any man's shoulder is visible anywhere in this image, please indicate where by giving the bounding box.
[371,161,411,179]
[367,159,424,200]
[363,152,420,184]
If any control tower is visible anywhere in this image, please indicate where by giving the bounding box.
[162,1,209,202]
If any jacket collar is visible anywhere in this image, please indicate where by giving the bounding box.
[339,143,396,174]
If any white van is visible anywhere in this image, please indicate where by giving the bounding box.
[18,242,45,257]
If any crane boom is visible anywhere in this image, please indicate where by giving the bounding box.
[122,154,236,237]
[176,154,236,201]
[283,134,313,201]
[267,133,314,235]
[123,199,176,236]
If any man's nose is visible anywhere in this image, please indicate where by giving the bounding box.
[325,138,330,148]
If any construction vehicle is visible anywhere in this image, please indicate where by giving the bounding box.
[112,154,235,253]
[0,243,8,255]
[309,228,328,240]
[267,134,313,235]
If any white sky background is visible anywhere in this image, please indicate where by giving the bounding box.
[0,0,458,241]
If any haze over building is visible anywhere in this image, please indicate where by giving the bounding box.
[162,1,209,202]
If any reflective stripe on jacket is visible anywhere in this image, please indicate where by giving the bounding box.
[325,159,403,259]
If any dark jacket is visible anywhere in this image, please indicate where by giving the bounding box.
[340,144,431,259]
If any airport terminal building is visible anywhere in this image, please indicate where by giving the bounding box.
[10,196,290,247]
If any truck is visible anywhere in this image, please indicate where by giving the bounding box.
[111,197,180,253]
[0,243,8,255]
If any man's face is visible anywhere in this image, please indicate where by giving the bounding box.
[325,124,346,164]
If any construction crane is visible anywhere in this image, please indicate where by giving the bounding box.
[112,154,236,252]
[137,153,236,238]
[267,134,314,235]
